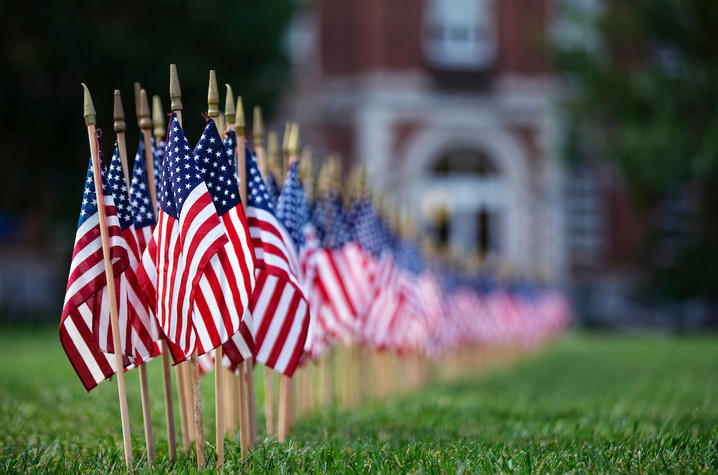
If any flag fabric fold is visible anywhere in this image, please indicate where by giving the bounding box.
[245,150,309,376]
[137,113,228,362]
[60,136,129,392]
[192,118,256,364]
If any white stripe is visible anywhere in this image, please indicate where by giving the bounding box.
[256,282,294,363]
[273,298,307,373]
[251,274,277,333]
[64,259,106,306]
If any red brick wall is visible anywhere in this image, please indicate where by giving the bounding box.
[497,0,550,74]
[318,0,550,78]
[318,0,423,76]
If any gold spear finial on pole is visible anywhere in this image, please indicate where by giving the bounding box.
[282,122,291,158]
[139,89,152,131]
[113,90,126,134]
[170,64,183,114]
[235,96,245,136]
[82,83,96,126]
[267,131,280,178]
[253,106,264,148]
[224,85,235,125]
[152,95,165,143]
[299,146,314,200]
[290,123,300,157]
[113,90,129,185]
[207,69,219,119]
[134,82,142,126]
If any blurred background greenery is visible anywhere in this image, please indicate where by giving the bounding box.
[558,0,718,300]
[0,0,293,252]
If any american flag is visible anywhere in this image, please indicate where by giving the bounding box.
[60,136,129,391]
[356,208,403,349]
[192,118,255,364]
[311,193,360,342]
[275,162,326,358]
[245,150,309,376]
[92,143,160,362]
[129,140,157,253]
[137,113,228,362]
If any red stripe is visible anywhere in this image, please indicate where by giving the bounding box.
[264,289,300,367]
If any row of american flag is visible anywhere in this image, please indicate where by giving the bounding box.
[61,112,570,393]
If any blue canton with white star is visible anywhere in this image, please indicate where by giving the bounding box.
[353,200,392,257]
[77,138,113,229]
[152,137,165,189]
[129,138,157,229]
[223,130,237,177]
[276,162,312,248]
[266,173,279,207]
[105,142,133,230]
[194,119,240,216]
[245,148,275,213]
[394,239,425,275]
[313,193,350,249]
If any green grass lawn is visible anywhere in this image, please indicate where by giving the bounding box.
[1,326,717,473]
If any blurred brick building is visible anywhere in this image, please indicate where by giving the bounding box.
[280,0,635,288]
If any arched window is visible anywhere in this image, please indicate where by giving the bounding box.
[430,149,498,176]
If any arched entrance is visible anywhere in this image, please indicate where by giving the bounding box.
[421,148,505,259]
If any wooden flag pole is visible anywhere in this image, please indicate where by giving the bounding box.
[113,90,156,464]
[207,69,225,469]
[268,131,280,186]
[150,93,178,463]
[234,96,258,454]
[253,106,277,439]
[82,83,133,471]
[167,68,194,451]
[139,90,158,216]
[139,82,191,456]
[277,126,300,441]
[152,95,165,145]
[241,101,259,447]
[298,146,315,414]
[231,94,250,456]
[222,86,241,440]
[171,64,206,468]
[277,375,290,442]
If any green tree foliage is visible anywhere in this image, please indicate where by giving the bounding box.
[0,0,294,244]
[557,0,718,298]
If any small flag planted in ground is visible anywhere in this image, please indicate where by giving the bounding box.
[60,142,128,391]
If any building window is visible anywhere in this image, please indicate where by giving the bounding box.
[565,164,604,266]
[423,0,496,71]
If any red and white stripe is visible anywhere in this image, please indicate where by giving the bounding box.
[94,226,160,362]
[246,205,309,376]
[142,184,227,362]
[60,165,128,391]
[193,205,256,359]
